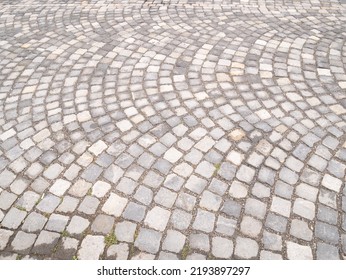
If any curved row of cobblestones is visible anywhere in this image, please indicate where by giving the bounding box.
[0,0,346,260]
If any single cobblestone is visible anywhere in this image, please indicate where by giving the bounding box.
[32,230,60,255]
[162,230,186,254]
[262,230,282,251]
[107,243,129,260]
[134,228,162,254]
[286,241,313,260]
[315,221,339,245]
[22,212,47,233]
[115,221,137,243]
[11,231,37,254]
[290,219,313,241]
[0,229,14,250]
[1,207,27,229]
[189,233,210,252]
[170,209,192,231]
[78,235,105,260]
[212,237,233,259]
[316,242,340,260]
[235,237,259,259]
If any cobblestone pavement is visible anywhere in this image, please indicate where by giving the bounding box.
[0,0,346,260]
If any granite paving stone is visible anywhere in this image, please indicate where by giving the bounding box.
[122,202,146,222]
[66,216,90,236]
[10,231,37,254]
[0,229,14,251]
[0,0,345,260]
[192,209,216,233]
[144,206,171,232]
[262,231,282,251]
[286,241,313,260]
[54,237,79,260]
[78,235,105,260]
[189,233,210,252]
[1,207,27,229]
[107,243,129,260]
[290,219,313,241]
[212,237,233,259]
[134,228,162,254]
[22,212,48,233]
[316,242,340,260]
[32,230,60,255]
[235,237,259,259]
[170,209,192,231]
[162,230,186,254]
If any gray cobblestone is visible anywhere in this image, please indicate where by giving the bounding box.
[252,182,270,198]
[32,230,60,255]
[271,196,291,218]
[301,168,321,187]
[107,243,129,260]
[170,209,192,230]
[290,219,313,241]
[279,167,299,185]
[162,230,186,254]
[134,228,162,254]
[217,162,236,181]
[286,241,312,260]
[221,199,242,218]
[54,237,79,260]
[216,215,237,237]
[192,209,215,233]
[236,165,255,183]
[134,186,153,206]
[145,206,170,231]
[57,196,79,213]
[316,242,340,260]
[317,205,338,225]
[212,237,233,259]
[123,202,146,222]
[1,207,27,229]
[189,233,210,252]
[240,216,262,238]
[91,214,114,235]
[36,194,60,214]
[0,191,17,211]
[293,198,315,220]
[0,229,14,250]
[258,167,276,186]
[229,180,248,199]
[11,231,36,254]
[235,237,259,259]
[315,221,339,245]
[265,213,288,233]
[262,230,282,251]
[185,175,207,195]
[66,216,90,235]
[319,188,337,209]
[199,191,222,212]
[260,251,283,260]
[68,179,92,198]
[0,169,16,188]
[245,198,267,219]
[22,212,47,233]
[115,221,137,243]
[78,235,105,260]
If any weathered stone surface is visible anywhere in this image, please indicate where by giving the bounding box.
[235,237,259,259]
[134,228,162,254]
[0,0,345,261]
[78,235,105,260]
